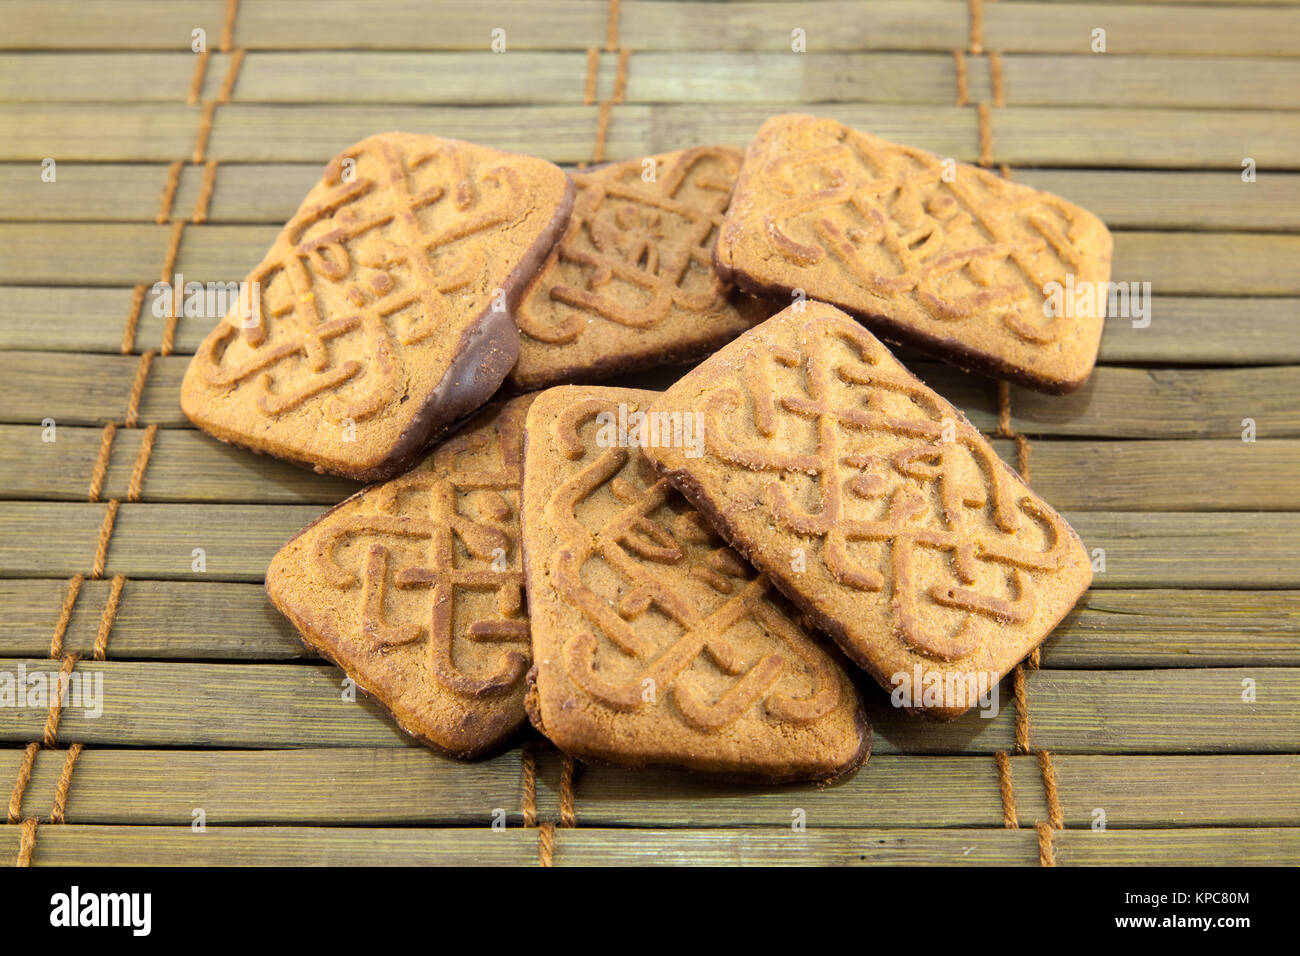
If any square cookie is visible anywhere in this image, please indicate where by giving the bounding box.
[510,147,770,390]
[266,396,534,758]
[643,303,1092,719]
[183,132,574,482]
[715,114,1113,393]
[521,384,869,781]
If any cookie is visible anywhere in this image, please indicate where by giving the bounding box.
[643,303,1092,719]
[266,396,535,758]
[521,384,870,781]
[714,114,1113,393]
[182,132,574,482]
[510,147,770,390]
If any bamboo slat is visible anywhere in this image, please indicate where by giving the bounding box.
[5,577,1295,667]
[1,578,306,661]
[2,353,1299,442]
[4,822,1294,866]
[1047,590,1300,668]
[4,1,1299,56]
[0,823,540,866]
[5,103,1294,168]
[15,50,1291,110]
[4,579,1295,668]
[553,827,1299,866]
[5,224,1296,297]
[9,747,529,826]
[9,748,1296,830]
[1010,367,1300,438]
[983,2,1300,55]
[3,285,1296,369]
[0,1,228,51]
[0,503,1295,585]
[4,426,1298,512]
[572,754,1300,829]
[0,53,234,103]
[0,425,361,504]
[8,166,1294,233]
[0,659,1293,754]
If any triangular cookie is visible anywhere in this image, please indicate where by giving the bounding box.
[715,114,1112,392]
[644,303,1093,719]
[266,396,535,757]
[183,132,573,481]
[521,385,870,781]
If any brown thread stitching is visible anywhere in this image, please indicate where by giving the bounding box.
[1013,664,1030,754]
[586,0,626,166]
[92,501,120,581]
[7,744,38,824]
[216,48,244,104]
[49,576,84,658]
[538,822,556,867]
[1037,750,1064,830]
[994,750,1018,828]
[193,101,217,164]
[592,102,613,164]
[612,47,629,104]
[42,655,77,748]
[1036,821,1057,866]
[976,102,993,169]
[155,160,183,225]
[559,755,576,828]
[605,0,621,51]
[1014,434,1031,481]
[94,576,126,662]
[192,160,219,224]
[969,0,984,55]
[125,351,154,429]
[15,819,37,867]
[990,50,1006,107]
[521,742,537,828]
[219,0,240,52]
[160,220,185,285]
[121,285,146,355]
[49,744,83,825]
[186,50,210,105]
[127,426,158,501]
[87,424,117,504]
[582,48,599,106]
[952,50,969,106]
[995,380,1012,437]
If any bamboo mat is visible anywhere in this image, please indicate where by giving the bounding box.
[1,0,1298,867]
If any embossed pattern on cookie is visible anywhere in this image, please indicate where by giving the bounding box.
[521,385,869,781]
[266,396,535,758]
[714,114,1113,393]
[511,147,770,389]
[182,132,573,481]
[644,304,1092,719]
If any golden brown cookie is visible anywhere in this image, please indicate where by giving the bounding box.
[266,396,535,758]
[715,114,1113,393]
[643,303,1092,719]
[521,384,870,781]
[183,132,574,482]
[510,147,770,390]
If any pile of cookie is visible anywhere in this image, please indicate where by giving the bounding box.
[181,114,1108,782]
